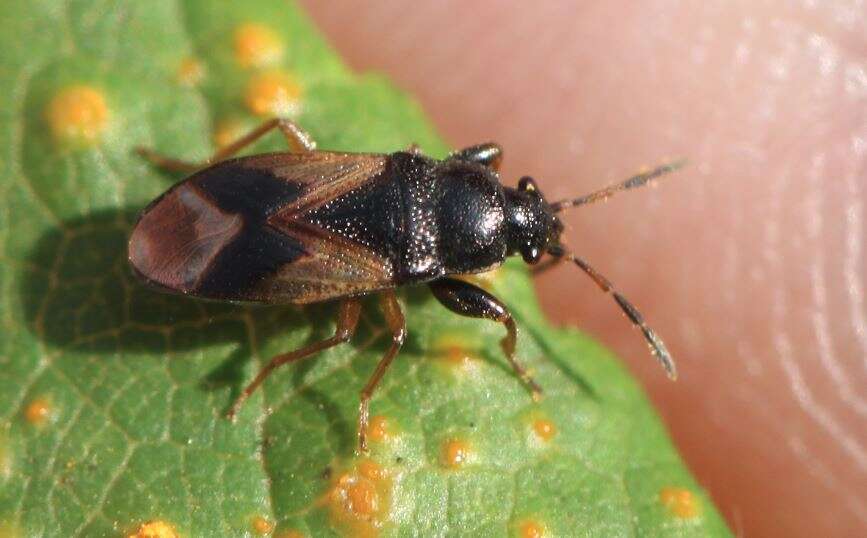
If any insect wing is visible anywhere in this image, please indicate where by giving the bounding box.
[129,152,394,303]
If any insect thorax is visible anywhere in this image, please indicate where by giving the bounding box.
[387,154,508,282]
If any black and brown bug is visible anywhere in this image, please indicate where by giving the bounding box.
[129,118,681,452]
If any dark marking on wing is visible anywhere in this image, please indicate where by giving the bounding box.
[302,174,403,260]
[192,159,303,215]
[189,161,308,299]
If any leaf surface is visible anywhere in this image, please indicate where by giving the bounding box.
[0,1,730,536]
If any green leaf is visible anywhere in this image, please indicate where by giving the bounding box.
[0,1,731,536]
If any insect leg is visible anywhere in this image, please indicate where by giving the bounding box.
[211,118,317,161]
[446,143,503,171]
[226,298,361,421]
[136,118,317,173]
[429,278,543,399]
[135,148,202,174]
[357,291,406,453]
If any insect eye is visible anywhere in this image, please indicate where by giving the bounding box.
[522,246,542,264]
[518,176,538,193]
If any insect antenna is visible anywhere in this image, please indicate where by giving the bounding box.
[550,159,686,212]
[547,245,677,379]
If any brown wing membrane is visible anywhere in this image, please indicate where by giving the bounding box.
[128,183,244,293]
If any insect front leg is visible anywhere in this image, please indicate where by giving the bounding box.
[226,298,361,421]
[446,143,503,171]
[429,277,543,399]
[137,118,317,174]
[358,291,406,453]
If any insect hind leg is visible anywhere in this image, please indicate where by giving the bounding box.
[357,291,406,453]
[429,277,543,399]
[136,118,317,174]
[135,147,201,173]
[226,298,361,421]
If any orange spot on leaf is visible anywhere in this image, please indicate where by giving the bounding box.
[46,85,109,145]
[358,459,384,481]
[345,478,378,516]
[433,338,482,372]
[251,515,274,535]
[176,57,205,87]
[659,487,701,519]
[326,459,392,538]
[518,520,546,538]
[24,397,52,425]
[235,23,284,68]
[126,520,178,538]
[443,346,471,365]
[532,418,557,442]
[245,71,302,117]
[367,415,390,443]
[441,439,471,469]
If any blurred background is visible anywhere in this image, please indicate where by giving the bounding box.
[299,1,867,536]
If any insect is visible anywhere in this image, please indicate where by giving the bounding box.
[129,118,681,452]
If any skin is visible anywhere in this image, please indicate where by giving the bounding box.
[300,2,867,536]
